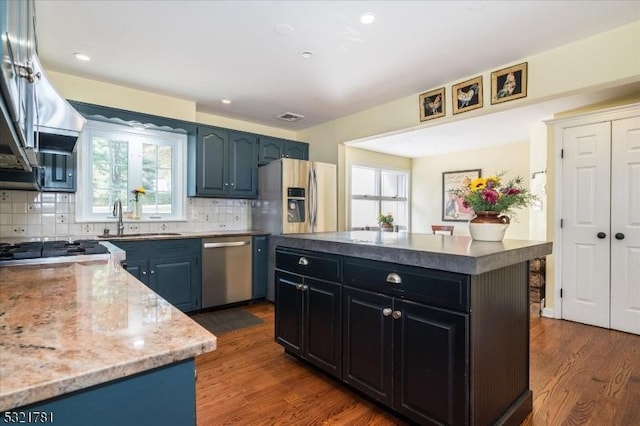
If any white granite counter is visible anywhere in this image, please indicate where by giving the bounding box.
[0,259,217,412]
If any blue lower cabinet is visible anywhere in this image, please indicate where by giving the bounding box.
[5,359,196,426]
[252,235,268,298]
[113,239,201,312]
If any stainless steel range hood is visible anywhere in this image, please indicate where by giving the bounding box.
[0,54,85,189]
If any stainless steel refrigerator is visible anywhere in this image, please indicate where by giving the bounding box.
[252,158,337,300]
[252,158,337,234]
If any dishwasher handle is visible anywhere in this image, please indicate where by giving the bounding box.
[203,241,250,249]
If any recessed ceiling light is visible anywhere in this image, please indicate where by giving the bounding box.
[299,50,313,59]
[221,99,232,104]
[274,24,294,36]
[73,52,91,62]
[360,12,376,24]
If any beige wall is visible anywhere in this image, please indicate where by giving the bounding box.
[411,142,530,237]
[299,21,640,165]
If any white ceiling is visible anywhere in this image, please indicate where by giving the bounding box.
[35,1,640,158]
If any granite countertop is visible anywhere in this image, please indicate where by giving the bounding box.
[0,259,217,412]
[1,230,270,244]
[271,231,553,275]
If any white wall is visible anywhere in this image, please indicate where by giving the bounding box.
[411,142,530,238]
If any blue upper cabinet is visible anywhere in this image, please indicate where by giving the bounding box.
[189,125,258,198]
[258,136,309,164]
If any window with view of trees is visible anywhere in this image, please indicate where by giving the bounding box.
[350,165,409,230]
[77,120,186,221]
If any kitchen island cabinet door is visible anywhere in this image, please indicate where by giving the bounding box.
[342,286,393,407]
[122,259,148,284]
[394,299,468,425]
[304,278,342,377]
[275,270,304,356]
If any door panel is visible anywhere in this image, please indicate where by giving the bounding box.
[611,116,640,334]
[198,128,227,195]
[150,257,195,311]
[305,278,341,377]
[561,122,611,328]
[275,271,304,355]
[228,131,257,196]
[342,286,393,406]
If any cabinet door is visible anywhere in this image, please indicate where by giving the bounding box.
[394,300,468,425]
[342,286,393,406]
[258,136,284,164]
[228,131,257,197]
[149,256,199,312]
[305,278,341,378]
[40,152,75,192]
[196,126,228,196]
[275,270,304,356]
[122,259,148,284]
[284,141,309,160]
[252,235,268,299]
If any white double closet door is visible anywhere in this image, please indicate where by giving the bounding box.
[561,114,640,335]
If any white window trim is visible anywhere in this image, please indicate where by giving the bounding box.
[349,163,411,231]
[76,120,187,223]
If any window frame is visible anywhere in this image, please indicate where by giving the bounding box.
[76,120,187,222]
[350,164,410,231]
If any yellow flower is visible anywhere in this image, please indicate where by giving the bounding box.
[469,177,487,190]
[133,187,146,194]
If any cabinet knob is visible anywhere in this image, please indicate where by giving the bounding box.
[142,271,147,275]
[597,232,606,239]
[386,273,402,284]
[615,233,625,240]
[230,182,235,186]
[392,310,402,320]
[302,285,308,291]
[150,270,155,274]
[382,308,392,317]
[257,248,262,252]
[224,182,229,186]
[298,257,309,266]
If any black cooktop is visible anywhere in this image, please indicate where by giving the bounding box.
[0,240,109,262]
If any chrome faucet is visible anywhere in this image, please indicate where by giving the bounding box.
[113,199,124,236]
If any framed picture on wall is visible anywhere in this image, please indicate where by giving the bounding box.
[442,169,481,222]
[419,87,445,121]
[491,62,528,104]
[452,76,483,114]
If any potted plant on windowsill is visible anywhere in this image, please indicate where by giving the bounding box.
[377,213,394,232]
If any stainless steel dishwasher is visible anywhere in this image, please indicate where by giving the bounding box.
[201,236,253,308]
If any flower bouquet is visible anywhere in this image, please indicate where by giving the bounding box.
[130,187,146,219]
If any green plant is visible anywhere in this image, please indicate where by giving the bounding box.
[377,213,394,225]
[448,171,536,219]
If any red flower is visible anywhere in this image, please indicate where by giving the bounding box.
[481,189,500,204]
[502,187,520,196]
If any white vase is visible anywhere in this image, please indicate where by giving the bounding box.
[468,211,510,241]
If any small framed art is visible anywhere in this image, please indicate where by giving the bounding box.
[452,76,483,114]
[491,62,528,104]
[419,87,445,122]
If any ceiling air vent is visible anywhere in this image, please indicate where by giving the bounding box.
[276,112,305,122]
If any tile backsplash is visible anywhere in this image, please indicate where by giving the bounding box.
[0,190,251,240]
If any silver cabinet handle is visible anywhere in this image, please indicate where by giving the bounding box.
[386,273,402,284]
[142,271,147,275]
[392,310,402,320]
[382,308,392,317]
[302,285,308,291]
[150,270,155,275]
[203,241,249,248]
[296,284,304,290]
[298,257,309,266]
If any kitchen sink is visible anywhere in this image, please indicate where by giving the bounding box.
[97,232,182,239]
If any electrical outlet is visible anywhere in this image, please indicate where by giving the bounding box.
[160,223,168,231]
[128,224,139,232]
[83,224,94,233]
[13,227,25,235]
[1,192,10,201]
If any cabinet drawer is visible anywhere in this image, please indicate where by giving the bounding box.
[112,238,200,261]
[276,248,341,282]
[343,257,469,312]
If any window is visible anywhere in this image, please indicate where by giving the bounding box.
[350,165,409,230]
[77,120,186,221]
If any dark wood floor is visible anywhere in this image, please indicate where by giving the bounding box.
[195,302,640,425]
